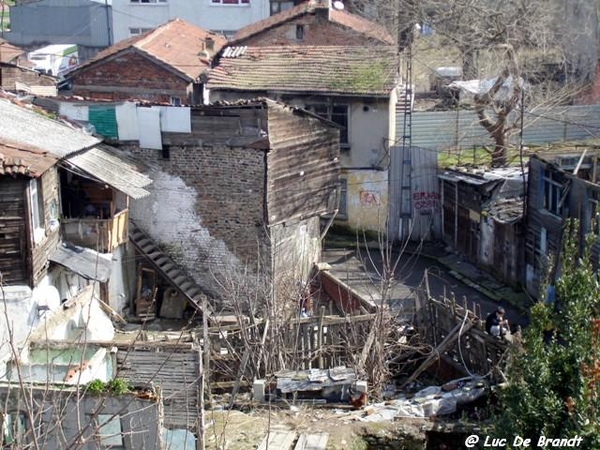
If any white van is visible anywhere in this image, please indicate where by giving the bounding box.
[28,44,79,77]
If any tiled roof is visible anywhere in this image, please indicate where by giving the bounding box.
[75,19,227,81]
[208,46,399,96]
[231,1,394,45]
[0,141,58,178]
[0,39,24,63]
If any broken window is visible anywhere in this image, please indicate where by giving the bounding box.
[306,103,349,148]
[542,168,563,217]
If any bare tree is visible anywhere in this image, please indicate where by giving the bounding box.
[349,0,599,166]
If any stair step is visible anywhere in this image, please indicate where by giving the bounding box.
[154,257,169,266]
[165,269,182,279]
[172,275,187,285]
[179,281,192,292]
[162,263,175,273]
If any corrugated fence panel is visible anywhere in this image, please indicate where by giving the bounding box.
[410,146,441,239]
[403,105,600,151]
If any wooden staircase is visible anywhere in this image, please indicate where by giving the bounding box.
[129,221,207,315]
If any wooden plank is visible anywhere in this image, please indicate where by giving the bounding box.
[257,431,297,450]
[294,434,329,450]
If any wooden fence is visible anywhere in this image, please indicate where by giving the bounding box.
[409,270,512,383]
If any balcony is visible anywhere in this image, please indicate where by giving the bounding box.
[61,209,129,253]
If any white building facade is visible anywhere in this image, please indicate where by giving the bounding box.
[112,0,270,41]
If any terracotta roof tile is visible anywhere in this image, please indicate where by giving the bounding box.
[75,19,227,81]
[208,45,399,96]
[0,141,59,178]
[231,2,394,45]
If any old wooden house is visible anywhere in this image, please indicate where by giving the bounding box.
[0,98,151,313]
[208,46,399,234]
[524,152,600,297]
[439,167,526,288]
[67,18,227,105]
[120,99,340,312]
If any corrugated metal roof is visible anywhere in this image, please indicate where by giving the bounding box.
[0,141,58,177]
[209,45,399,96]
[49,242,112,282]
[65,145,152,199]
[0,99,100,158]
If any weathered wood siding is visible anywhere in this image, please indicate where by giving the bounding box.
[266,102,340,225]
[525,156,600,296]
[0,63,56,91]
[31,168,61,286]
[115,343,200,430]
[0,178,27,284]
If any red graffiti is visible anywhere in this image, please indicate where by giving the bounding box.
[412,191,440,211]
[359,190,381,206]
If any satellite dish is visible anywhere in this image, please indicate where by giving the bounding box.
[333,1,344,10]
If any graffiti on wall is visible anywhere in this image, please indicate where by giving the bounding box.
[412,191,440,212]
[359,190,381,206]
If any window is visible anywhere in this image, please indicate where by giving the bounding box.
[296,24,304,40]
[211,0,250,4]
[170,96,181,106]
[338,179,347,219]
[29,179,45,244]
[271,1,294,15]
[130,0,167,3]
[95,414,123,447]
[306,103,349,147]
[129,27,152,36]
[542,168,563,216]
[2,412,28,446]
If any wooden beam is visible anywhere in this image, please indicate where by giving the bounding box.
[401,319,475,388]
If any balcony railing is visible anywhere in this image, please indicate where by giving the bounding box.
[61,209,129,253]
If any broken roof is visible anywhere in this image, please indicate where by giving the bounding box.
[208,46,399,97]
[231,1,394,45]
[73,19,227,82]
[0,140,59,177]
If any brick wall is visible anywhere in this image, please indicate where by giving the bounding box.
[126,144,269,296]
[72,51,191,103]
[238,12,379,46]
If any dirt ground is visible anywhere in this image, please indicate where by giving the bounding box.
[204,406,431,450]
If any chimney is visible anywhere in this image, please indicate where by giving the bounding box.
[311,0,331,20]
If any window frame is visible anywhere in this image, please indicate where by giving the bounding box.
[130,0,167,4]
[338,178,348,219]
[29,178,45,245]
[129,27,152,36]
[542,169,563,217]
[94,414,124,448]
[305,103,349,148]
[211,0,250,5]
[2,411,28,447]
